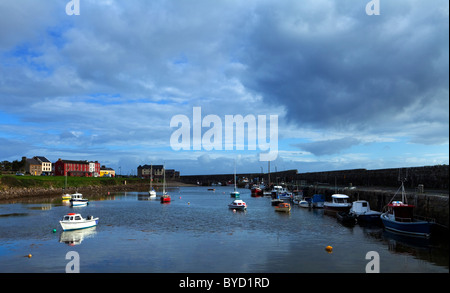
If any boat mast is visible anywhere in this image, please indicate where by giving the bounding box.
[163,164,166,195]
[399,168,408,204]
[149,165,153,191]
[234,159,237,192]
[64,172,67,193]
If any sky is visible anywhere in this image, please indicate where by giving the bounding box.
[0,0,448,176]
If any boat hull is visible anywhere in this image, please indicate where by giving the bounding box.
[251,188,263,197]
[60,218,98,231]
[229,200,247,210]
[299,201,311,208]
[62,194,72,200]
[228,204,246,211]
[275,207,291,213]
[160,196,171,203]
[355,212,382,224]
[380,213,432,238]
[337,212,356,225]
[312,194,325,208]
[70,199,88,207]
[312,202,324,208]
[275,203,291,213]
[323,203,351,213]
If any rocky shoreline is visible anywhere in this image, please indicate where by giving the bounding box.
[0,181,196,203]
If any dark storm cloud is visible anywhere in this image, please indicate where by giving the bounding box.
[237,0,449,140]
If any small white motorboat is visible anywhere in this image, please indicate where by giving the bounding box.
[228,199,247,211]
[62,193,72,201]
[299,197,312,208]
[148,189,157,198]
[350,200,381,223]
[70,192,89,206]
[324,194,352,213]
[59,213,99,231]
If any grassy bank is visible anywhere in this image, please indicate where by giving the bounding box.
[0,175,145,190]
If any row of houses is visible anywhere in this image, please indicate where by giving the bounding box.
[22,156,115,177]
[137,165,180,179]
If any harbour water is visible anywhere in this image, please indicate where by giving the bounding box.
[0,186,448,273]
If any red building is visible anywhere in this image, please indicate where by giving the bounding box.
[54,159,100,177]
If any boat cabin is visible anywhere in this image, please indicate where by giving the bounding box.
[63,213,81,221]
[331,194,349,204]
[232,200,246,206]
[387,201,415,222]
[278,203,290,208]
[71,193,83,200]
[351,200,370,214]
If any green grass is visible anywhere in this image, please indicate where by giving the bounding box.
[0,175,144,189]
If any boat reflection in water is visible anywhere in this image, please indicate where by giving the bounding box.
[59,227,97,246]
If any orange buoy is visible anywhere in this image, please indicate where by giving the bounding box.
[325,246,333,253]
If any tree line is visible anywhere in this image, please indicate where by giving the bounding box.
[1,159,25,173]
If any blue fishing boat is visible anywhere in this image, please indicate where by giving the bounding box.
[312,194,325,208]
[380,181,434,238]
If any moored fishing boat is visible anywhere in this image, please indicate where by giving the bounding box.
[350,200,381,223]
[274,202,291,213]
[59,213,98,231]
[62,194,72,200]
[299,197,312,208]
[324,194,351,214]
[279,191,293,202]
[312,194,325,208]
[380,180,434,238]
[336,211,357,225]
[70,193,88,207]
[381,201,434,238]
[251,185,263,197]
[160,194,171,203]
[230,190,240,198]
[228,199,247,211]
[380,172,435,238]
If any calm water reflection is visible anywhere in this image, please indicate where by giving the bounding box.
[0,186,448,273]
